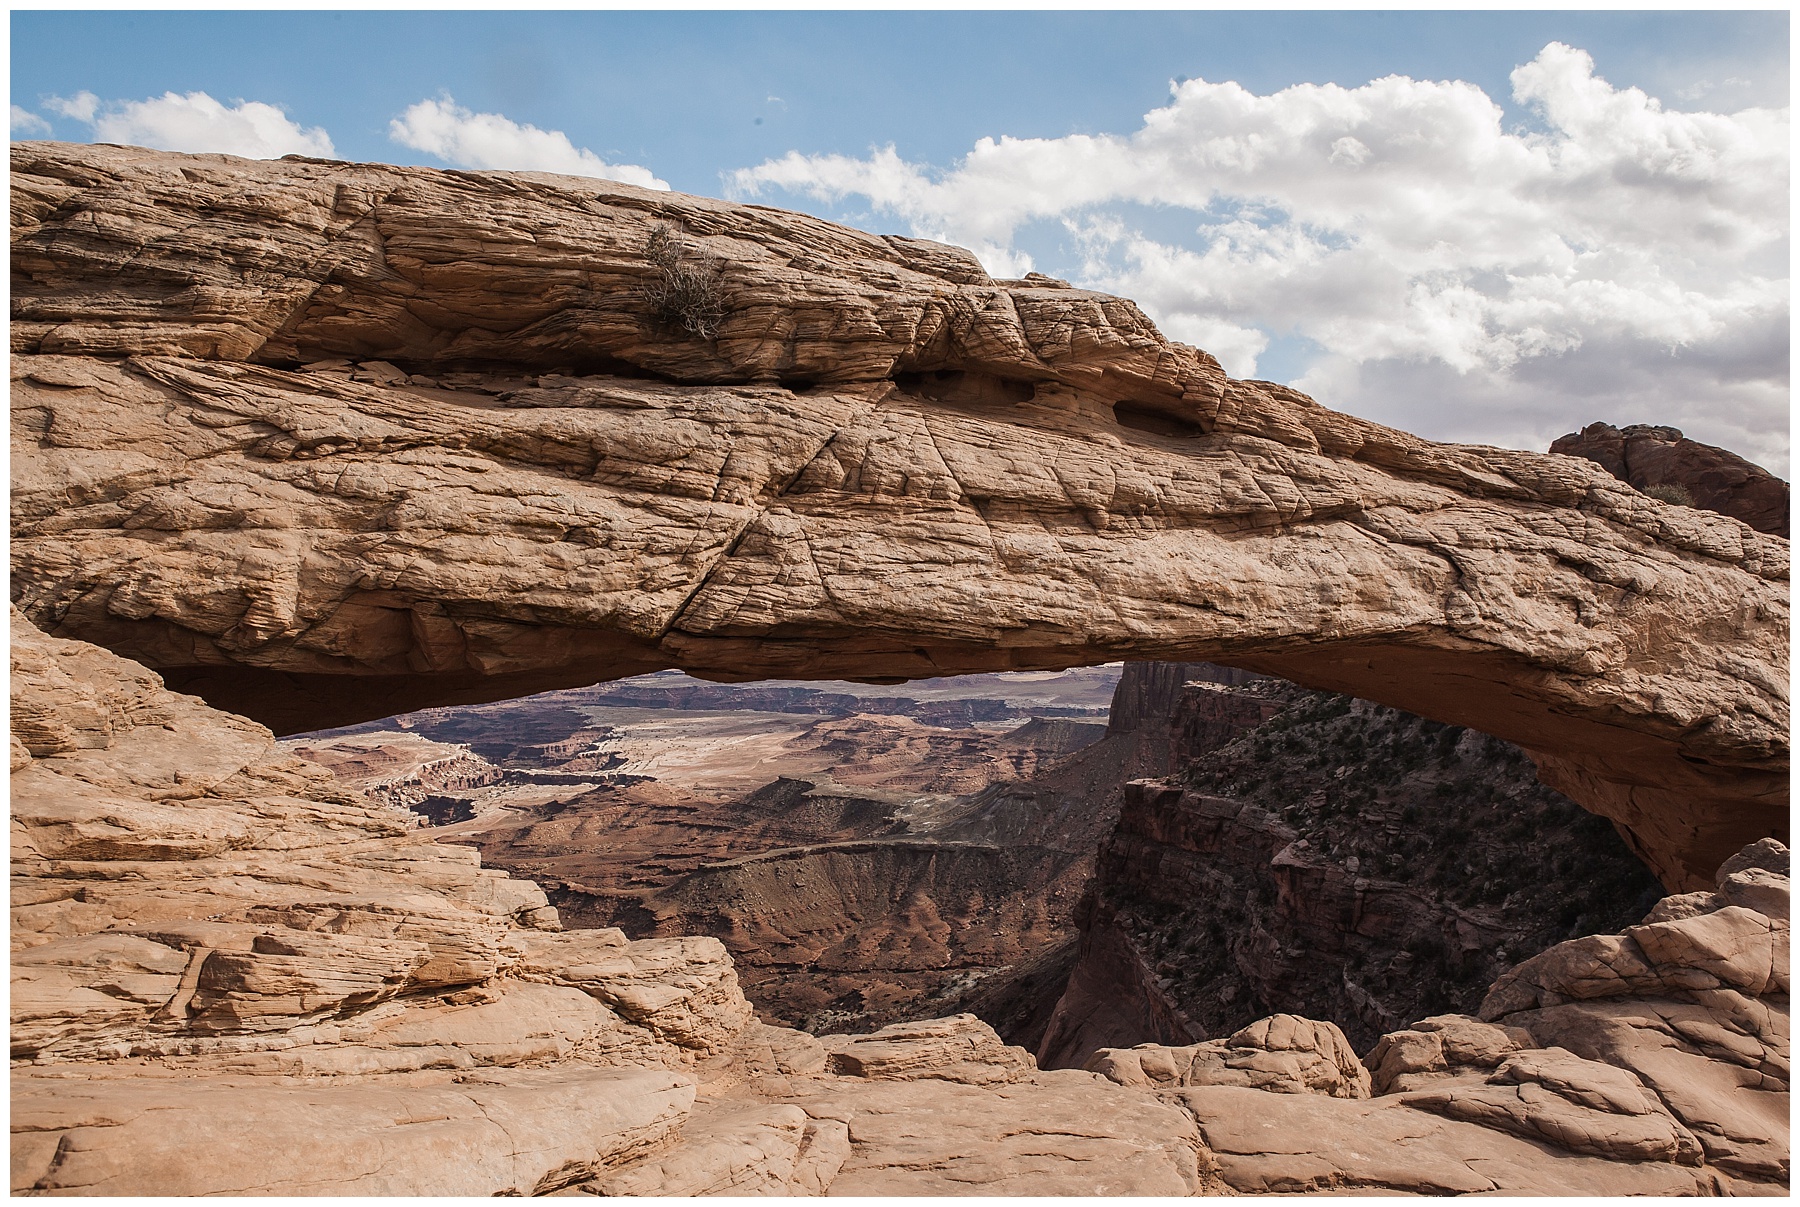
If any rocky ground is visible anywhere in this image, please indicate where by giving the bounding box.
[11,612,1788,1195]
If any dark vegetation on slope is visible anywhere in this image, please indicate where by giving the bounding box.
[1043,677,1665,1059]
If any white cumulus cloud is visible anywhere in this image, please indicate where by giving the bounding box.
[730,43,1789,474]
[46,90,334,158]
[389,96,667,190]
[45,92,98,123]
[11,105,52,138]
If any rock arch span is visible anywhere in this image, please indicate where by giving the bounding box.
[10,143,1787,891]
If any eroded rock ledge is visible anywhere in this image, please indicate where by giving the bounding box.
[9,142,1787,889]
[9,615,1788,1195]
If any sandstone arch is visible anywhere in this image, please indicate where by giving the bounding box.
[10,143,1788,891]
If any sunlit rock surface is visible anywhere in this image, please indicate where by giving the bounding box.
[10,142,1788,890]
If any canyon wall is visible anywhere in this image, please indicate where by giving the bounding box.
[1040,677,1665,1067]
[10,143,1787,890]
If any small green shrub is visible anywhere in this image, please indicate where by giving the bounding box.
[1644,481,1695,507]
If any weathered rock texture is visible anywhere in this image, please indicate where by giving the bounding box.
[1088,1014,1372,1099]
[1470,839,1791,1184]
[7,605,1787,1194]
[1553,421,1790,538]
[9,143,1787,891]
[9,610,1207,1196]
[1137,847,1790,1194]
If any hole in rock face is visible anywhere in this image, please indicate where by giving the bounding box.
[893,369,1037,406]
[1112,401,1207,439]
[280,661,1661,1064]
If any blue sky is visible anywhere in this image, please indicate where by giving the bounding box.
[11,10,1791,473]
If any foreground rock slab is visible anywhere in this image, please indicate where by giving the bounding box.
[1476,840,1791,1184]
[775,1072,1210,1196]
[1177,1084,1726,1195]
[10,142,1787,890]
[12,1066,694,1196]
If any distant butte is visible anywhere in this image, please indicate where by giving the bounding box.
[11,142,1788,889]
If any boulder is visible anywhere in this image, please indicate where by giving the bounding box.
[1551,421,1789,537]
[1366,1013,1536,1094]
[510,931,755,1057]
[1479,840,1791,1183]
[821,1013,1035,1085]
[1089,1013,1370,1098]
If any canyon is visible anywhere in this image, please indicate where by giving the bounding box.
[1039,674,1668,1065]
[9,141,1791,1195]
[283,660,1667,1067]
[10,609,1788,1194]
[286,667,1123,1034]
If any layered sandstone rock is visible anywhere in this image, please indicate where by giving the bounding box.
[10,610,1213,1196]
[7,613,1787,1195]
[1553,421,1790,538]
[820,1012,1036,1085]
[1176,846,1789,1195]
[311,665,1116,1038]
[10,143,1787,890]
[1088,1014,1371,1098]
[15,1067,697,1196]
[1473,841,1790,1184]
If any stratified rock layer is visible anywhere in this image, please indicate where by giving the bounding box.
[1553,421,1790,538]
[7,607,1787,1195]
[9,142,1787,890]
[9,609,1206,1196]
